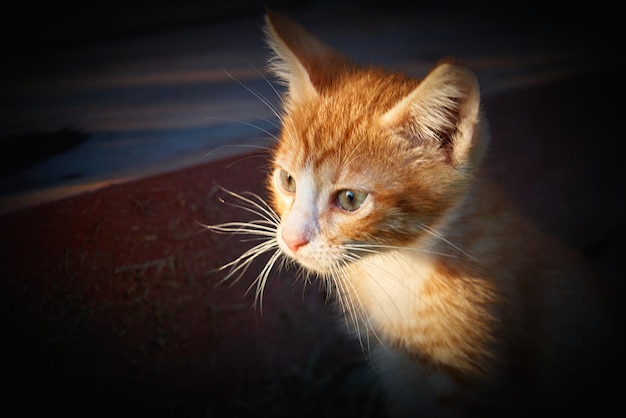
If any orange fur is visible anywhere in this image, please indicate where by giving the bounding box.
[258,11,622,417]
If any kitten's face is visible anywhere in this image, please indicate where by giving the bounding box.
[264,12,484,276]
[268,79,466,275]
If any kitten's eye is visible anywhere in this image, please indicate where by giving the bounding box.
[279,169,296,192]
[336,190,367,212]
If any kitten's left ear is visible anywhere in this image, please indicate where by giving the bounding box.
[264,10,354,103]
[381,63,486,170]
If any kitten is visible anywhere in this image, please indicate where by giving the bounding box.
[210,11,622,417]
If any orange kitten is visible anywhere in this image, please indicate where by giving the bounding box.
[210,11,622,417]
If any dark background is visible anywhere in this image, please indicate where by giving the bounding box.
[0,0,619,60]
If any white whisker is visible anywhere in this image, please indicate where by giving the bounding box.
[248,249,283,313]
[204,221,276,235]
[204,143,272,159]
[334,254,382,352]
[204,115,279,143]
[213,188,280,225]
[344,242,464,260]
[203,187,283,313]
[213,238,277,283]
[221,68,283,123]
[240,112,281,130]
[417,223,477,261]
[240,55,286,109]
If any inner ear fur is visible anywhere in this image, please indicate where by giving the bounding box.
[264,10,355,102]
[381,62,486,170]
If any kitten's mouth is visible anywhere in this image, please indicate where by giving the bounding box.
[280,248,328,275]
[278,241,347,277]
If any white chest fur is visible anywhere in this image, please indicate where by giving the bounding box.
[344,250,462,417]
[346,250,436,342]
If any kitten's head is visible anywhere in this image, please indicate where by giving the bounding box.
[264,12,487,275]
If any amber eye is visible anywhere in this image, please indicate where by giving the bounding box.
[278,169,296,192]
[336,190,367,212]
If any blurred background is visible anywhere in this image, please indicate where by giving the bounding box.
[0,1,623,417]
[0,0,618,210]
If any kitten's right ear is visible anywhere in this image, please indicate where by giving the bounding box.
[264,10,353,103]
[381,63,486,170]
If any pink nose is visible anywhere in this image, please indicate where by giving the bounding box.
[281,229,309,253]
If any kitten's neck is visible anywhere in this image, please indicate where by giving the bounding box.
[426,171,522,267]
[343,171,523,372]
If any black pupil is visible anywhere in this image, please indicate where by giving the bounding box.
[345,191,354,202]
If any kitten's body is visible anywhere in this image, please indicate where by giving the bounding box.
[211,11,622,417]
[354,174,615,416]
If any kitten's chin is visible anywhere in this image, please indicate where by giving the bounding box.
[278,241,345,276]
[281,249,334,276]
